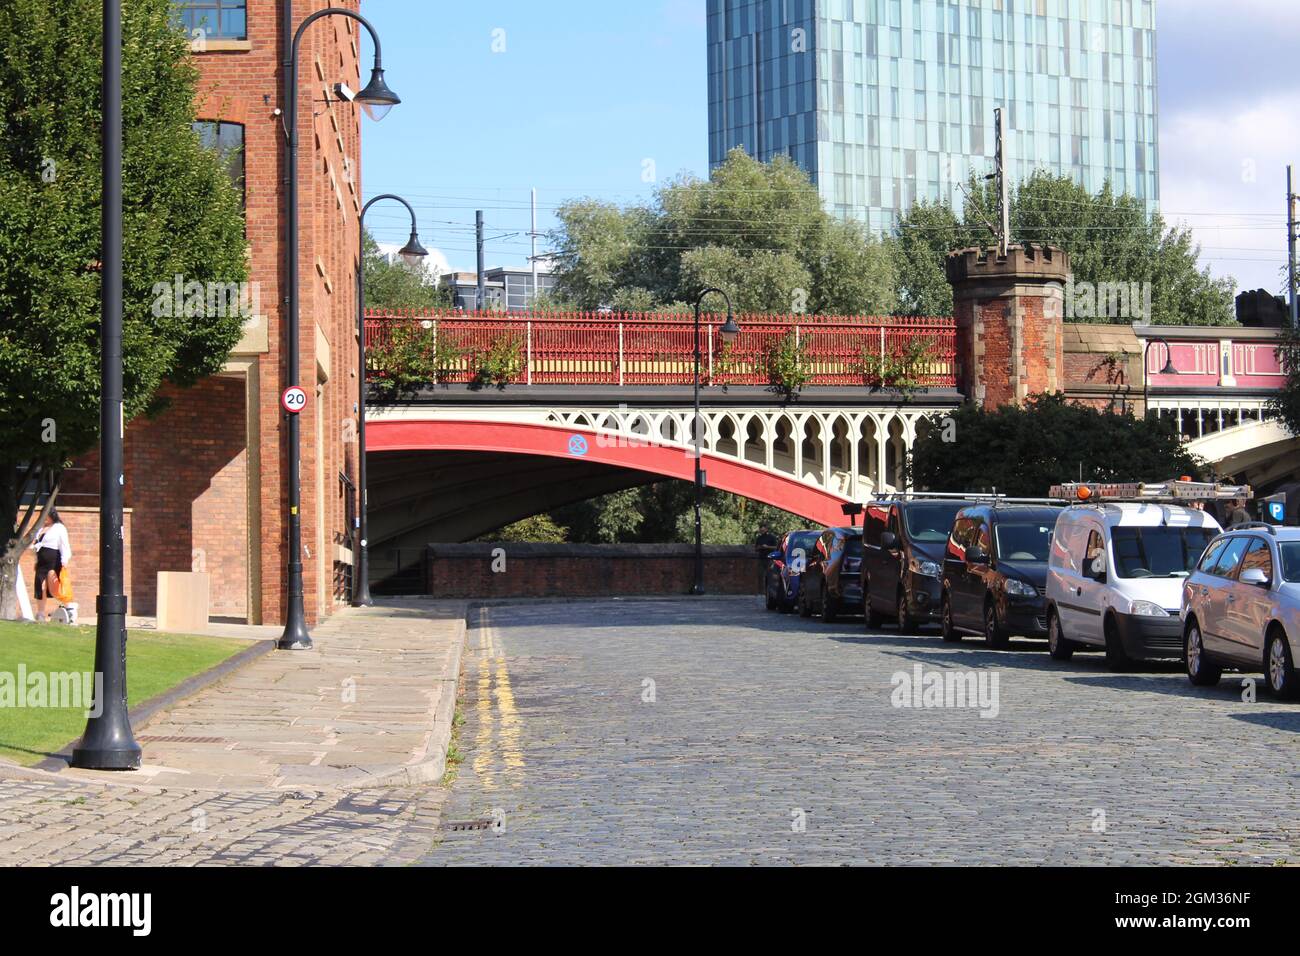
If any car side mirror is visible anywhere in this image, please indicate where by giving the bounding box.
[767,551,782,561]
[1088,556,1107,581]
[880,531,898,550]
[1240,568,1270,587]
[967,545,989,565]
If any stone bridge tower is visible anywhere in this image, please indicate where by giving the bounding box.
[946,244,1071,408]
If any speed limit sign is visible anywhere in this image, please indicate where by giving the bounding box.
[281,385,308,414]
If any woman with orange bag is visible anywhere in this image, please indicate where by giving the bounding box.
[31,510,71,623]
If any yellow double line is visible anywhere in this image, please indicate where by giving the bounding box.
[472,608,525,789]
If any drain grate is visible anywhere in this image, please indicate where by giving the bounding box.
[137,735,226,744]
[439,818,496,832]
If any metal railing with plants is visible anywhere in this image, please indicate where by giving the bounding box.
[364,308,958,394]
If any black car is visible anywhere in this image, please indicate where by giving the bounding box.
[799,527,864,623]
[764,529,822,612]
[940,504,1064,647]
[861,497,974,632]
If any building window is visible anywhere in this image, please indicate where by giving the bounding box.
[173,1,247,41]
[192,120,245,207]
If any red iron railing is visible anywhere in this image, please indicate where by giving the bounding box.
[363,308,958,389]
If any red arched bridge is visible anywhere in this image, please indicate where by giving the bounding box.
[361,310,1297,564]
[362,309,961,554]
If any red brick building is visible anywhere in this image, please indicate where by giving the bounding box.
[41,0,367,626]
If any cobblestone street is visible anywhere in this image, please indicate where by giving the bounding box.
[426,598,1300,866]
[6,597,1300,866]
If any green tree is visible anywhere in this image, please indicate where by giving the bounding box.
[907,393,1204,497]
[893,171,1236,325]
[363,230,452,311]
[1269,324,1300,436]
[550,149,898,315]
[0,0,250,617]
[479,514,568,543]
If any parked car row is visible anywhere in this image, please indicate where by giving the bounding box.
[762,481,1300,698]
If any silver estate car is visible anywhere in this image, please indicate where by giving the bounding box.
[1181,525,1300,698]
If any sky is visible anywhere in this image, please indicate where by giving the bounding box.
[360,0,1300,296]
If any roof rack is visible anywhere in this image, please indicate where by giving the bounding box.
[1049,479,1252,504]
[1230,522,1278,535]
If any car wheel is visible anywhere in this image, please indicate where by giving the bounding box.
[1103,615,1132,672]
[984,599,1010,649]
[765,583,778,611]
[1184,621,1221,687]
[821,583,838,624]
[897,589,916,634]
[941,595,962,642]
[1266,629,1299,700]
[1047,610,1075,661]
[798,587,813,618]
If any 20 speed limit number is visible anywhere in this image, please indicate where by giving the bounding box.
[281,385,308,415]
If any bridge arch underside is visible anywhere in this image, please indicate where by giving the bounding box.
[365,419,870,552]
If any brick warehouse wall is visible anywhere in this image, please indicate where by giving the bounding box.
[426,544,765,599]
[59,379,247,618]
[191,0,365,625]
[57,1,365,626]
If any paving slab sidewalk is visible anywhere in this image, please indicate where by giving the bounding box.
[10,598,467,793]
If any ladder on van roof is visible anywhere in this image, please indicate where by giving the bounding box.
[1048,479,1252,503]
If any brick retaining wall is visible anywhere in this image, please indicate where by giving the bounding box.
[427,543,765,598]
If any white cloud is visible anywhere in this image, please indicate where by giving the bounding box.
[1159,97,1299,294]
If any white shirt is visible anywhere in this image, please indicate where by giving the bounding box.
[33,522,72,565]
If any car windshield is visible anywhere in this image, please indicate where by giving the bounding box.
[1112,526,1217,579]
[1280,542,1300,583]
[787,532,820,557]
[995,522,1054,562]
[844,537,863,559]
[904,503,963,543]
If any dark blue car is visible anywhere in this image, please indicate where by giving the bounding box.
[941,504,1064,647]
[765,529,822,613]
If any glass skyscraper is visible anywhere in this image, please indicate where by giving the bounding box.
[707,0,1159,235]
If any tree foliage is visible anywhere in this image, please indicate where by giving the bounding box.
[893,170,1236,325]
[0,0,250,616]
[362,230,451,311]
[1269,324,1300,436]
[908,393,1204,497]
[549,149,898,315]
[550,482,808,546]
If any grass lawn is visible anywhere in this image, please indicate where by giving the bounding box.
[0,621,248,766]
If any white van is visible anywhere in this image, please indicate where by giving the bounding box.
[1045,502,1222,668]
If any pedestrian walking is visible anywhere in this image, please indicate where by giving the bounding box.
[755,524,779,593]
[31,510,71,623]
[1223,497,1251,527]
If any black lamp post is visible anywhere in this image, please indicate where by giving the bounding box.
[354,195,426,606]
[279,7,400,649]
[690,288,739,596]
[72,0,140,771]
[1142,336,1177,420]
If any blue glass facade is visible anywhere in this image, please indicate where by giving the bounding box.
[707,0,1159,235]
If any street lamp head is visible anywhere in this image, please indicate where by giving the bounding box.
[357,66,400,121]
[398,230,428,266]
[718,310,741,345]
